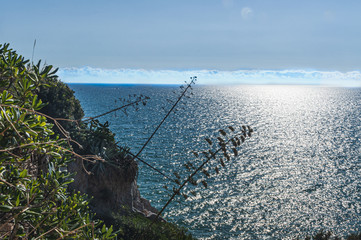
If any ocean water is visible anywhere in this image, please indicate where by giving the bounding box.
[69,84,361,239]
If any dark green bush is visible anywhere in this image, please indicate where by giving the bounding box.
[0,43,116,239]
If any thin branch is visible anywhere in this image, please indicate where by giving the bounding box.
[0,178,16,188]
[34,225,59,240]
[122,147,173,181]
[0,105,22,139]
[26,210,55,238]
[0,104,71,140]
[132,78,195,161]
[149,128,251,229]
[55,222,94,240]
[82,97,147,122]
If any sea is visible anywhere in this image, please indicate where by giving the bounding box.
[69,84,361,239]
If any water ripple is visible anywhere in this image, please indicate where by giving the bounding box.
[71,84,361,239]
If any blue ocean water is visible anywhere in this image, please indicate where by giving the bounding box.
[69,84,361,239]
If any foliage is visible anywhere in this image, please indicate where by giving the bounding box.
[36,73,148,178]
[0,43,117,239]
[110,210,195,240]
[301,230,361,240]
[36,76,84,132]
[72,120,137,178]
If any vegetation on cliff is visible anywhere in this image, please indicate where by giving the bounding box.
[0,43,194,239]
[0,43,119,239]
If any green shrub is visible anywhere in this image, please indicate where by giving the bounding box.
[0,43,117,239]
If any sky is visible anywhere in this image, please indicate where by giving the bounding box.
[1,0,361,85]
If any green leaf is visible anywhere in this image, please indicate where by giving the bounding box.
[15,195,20,207]
[19,169,27,178]
[0,205,12,212]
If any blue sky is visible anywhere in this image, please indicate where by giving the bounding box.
[1,1,361,85]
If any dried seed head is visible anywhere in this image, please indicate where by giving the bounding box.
[173,187,180,195]
[219,129,227,136]
[192,151,199,158]
[201,180,208,188]
[228,126,235,132]
[205,138,213,145]
[202,169,210,177]
[208,150,216,159]
[189,177,198,186]
[187,161,195,169]
[173,171,181,179]
[219,158,225,167]
[231,139,237,147]
[232,148,238,156]
[235,137,241,146]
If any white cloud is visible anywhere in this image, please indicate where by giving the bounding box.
[222,0,234,8]
[57,67,361,87]
[241,7,253,20]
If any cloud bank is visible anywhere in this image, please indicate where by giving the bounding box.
[58,67,361,87]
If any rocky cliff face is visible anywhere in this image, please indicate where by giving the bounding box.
[68,157,158,220]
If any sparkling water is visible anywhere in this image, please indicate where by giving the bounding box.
[69,84,361,239]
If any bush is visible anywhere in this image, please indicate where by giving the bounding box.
[0,43,116,239]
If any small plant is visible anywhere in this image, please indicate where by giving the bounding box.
[153,125,253,222]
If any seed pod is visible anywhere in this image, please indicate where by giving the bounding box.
[232,148,238,156]
[189,177,198,186]
[201,180,208,188]
[221,146,227,154]
[192,151,199,158]
[231,139,237,147]
[173,171,181,179]
[228,126,235,132]
[184,163,191,171]
[202,151,210,159]
[205,138,213,145]
[215,166,220,174]
[187,161,195,169]
[219,129,227,136]
[202,169,210,177]
[242,130,247,137]
[235,137,241,146]
[173,187,180,195]
[219,158,225,167]
[209,150,216,159]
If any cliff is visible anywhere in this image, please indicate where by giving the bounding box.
[0,43,193,239]
[68,156,159,220]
